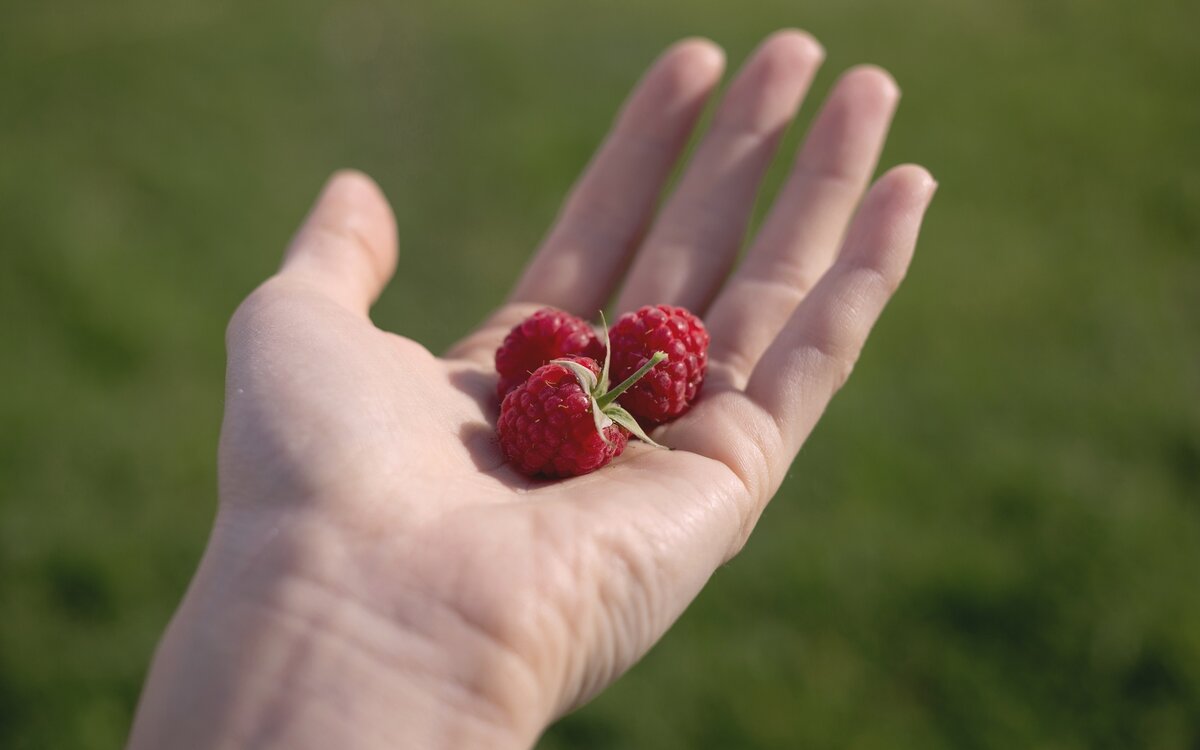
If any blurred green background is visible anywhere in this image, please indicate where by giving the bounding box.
[2,0,1198,747]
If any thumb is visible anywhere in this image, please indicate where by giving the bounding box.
[279,170,398,316]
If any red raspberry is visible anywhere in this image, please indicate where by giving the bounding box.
[609,305,709,425]
[494,308,603,398]
[497,357,628,477]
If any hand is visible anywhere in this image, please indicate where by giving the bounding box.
[129,30,935,750]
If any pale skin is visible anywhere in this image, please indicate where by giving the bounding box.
[128,31,936,749]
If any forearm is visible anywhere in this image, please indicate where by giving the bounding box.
[127,520,542,750]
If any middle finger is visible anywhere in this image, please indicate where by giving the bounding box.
[614,30,824,315]
[704,65,901,388]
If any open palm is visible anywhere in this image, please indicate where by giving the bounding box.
[131,31,935,750]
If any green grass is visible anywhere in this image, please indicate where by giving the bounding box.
[2,0,1198,747]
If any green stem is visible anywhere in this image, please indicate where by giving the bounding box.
[597,310,612,391]
[596,351,666,409]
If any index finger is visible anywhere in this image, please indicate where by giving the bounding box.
[508,39,725,315]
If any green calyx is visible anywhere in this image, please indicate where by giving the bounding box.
[550,312,667,449]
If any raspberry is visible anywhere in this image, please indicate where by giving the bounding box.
[609,305,709,425]
[494,308,603,398]
[496,325,671,478]
[498,357,628,477]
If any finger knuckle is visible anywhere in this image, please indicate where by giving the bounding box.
[303,221,388,285]
[224,276,288,350]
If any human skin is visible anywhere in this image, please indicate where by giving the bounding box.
[127,30,936,749]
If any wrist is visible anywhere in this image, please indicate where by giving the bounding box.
[128,510,545,750]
